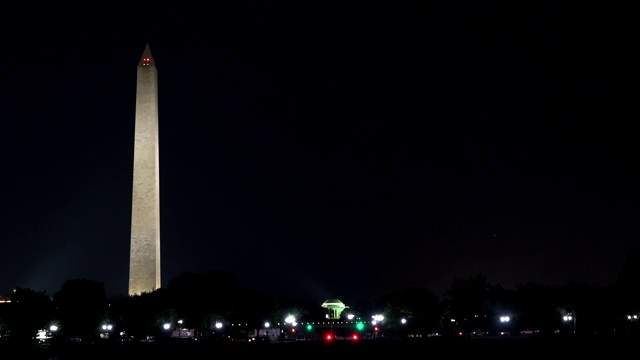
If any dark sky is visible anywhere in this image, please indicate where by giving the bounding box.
[1,0,637,305]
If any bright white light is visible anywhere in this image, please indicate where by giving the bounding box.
[347,314,354,320]
[50,325,58,332]
[264,322,270,328]
[563,315,573,322]
[102,324,113,331]
[401,318,407,324]
[215,322,223,329]
[163,323,171,330]
[285,315,296,324]
[500,316,510,323]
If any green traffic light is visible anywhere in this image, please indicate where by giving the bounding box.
[306,324,313,331]
[356,322,365,331]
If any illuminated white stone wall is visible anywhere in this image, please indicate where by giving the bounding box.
[128,44,161,295]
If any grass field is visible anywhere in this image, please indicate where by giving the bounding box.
[3,335,637,359]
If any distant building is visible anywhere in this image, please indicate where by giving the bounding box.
[0,294,10,304]
[322,299,349,319]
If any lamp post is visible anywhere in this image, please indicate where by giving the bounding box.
[563,313,575,334]
[263,321,270,341]
[101,324,113,340]
[372,314,384,338]
[499,315,511,336]
[285,315,297,340]
[626,314,638,334]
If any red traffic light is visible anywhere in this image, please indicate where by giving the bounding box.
[324,333,334,341]
[351,334,360,341]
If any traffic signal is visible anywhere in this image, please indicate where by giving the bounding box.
[306,324,313,331]
[355,322,365,331]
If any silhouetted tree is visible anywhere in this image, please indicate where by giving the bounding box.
[377,287,442,337]
[512,283,560,335]
[111,289,174,341]
[53,279,108,343]
[167,269,243,337]
[231,289,276,326]
[615,246,640,316]
[5,288,54,345]
[557,282,616,336]
[443,273,491,335]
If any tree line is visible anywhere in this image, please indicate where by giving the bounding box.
[1,247,639,345]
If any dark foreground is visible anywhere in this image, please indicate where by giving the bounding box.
[4,336,638,359]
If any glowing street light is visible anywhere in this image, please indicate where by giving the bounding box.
[563,313,576,334]
[100,323,113,340]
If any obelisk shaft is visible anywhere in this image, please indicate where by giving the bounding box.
[128,44,161,295]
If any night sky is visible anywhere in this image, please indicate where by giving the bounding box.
[1,0,637,305]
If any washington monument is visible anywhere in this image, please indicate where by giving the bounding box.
[128,44,161,295]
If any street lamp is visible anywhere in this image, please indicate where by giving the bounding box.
[262,322,270,340]
[101,324,113,340]
[499,315,511,336]
[285,315,297,339]
[563,313,575,334]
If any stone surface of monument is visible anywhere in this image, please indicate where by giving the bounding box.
[128,44,161,296]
